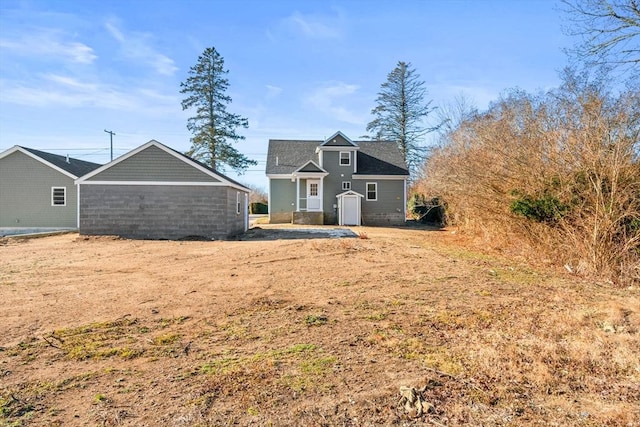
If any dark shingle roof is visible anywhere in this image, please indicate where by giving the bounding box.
[21,146,102,177]
[356,141,409,175]
[266,139,408,176]
[266,140,320,174]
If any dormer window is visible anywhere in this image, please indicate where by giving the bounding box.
[339,151,350,166]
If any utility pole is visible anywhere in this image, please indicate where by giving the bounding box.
[104,129,116,161]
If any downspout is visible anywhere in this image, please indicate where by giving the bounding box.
[403,178,407,222]
[268,177,272,223]
[77,182,80,230]
[244,193,249,231]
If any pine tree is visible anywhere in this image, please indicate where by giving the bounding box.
[180,47,256,173]
[366,61,436,175]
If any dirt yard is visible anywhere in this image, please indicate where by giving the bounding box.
[1,225,638,426]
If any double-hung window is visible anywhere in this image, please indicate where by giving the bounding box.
[51,187,66,206]
[366,182,377,201]
[339,151,350,166]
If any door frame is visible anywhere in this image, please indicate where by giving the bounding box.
[306,179,321,211]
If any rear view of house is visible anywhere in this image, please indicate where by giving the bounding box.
[75,140,250,240]
[0,146,101,228]
[266,131,409,226]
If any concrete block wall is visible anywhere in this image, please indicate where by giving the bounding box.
[79,185,242,240]
[361,212,405,226]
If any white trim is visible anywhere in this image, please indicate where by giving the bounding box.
[0,146,79,180]
[339,151,351,166]
[77,184,80,228]
[319,150,323,168]
[76,181,248,188]
[266,174,292,179]
[366,182,378,201]
[403,179,407,222]
[51,186,66,206]
[75,139,250,192]
[336,190,364,198]
[320,131,358,147]
[296,177,300,211]
[306,179,322,212]
[293,160,328,174]
[341,181,351,190]
[336,190,363,226]
[352,174,409,180]
[316,146,360,152]
[244,193,249,231]
[268,177,272,223]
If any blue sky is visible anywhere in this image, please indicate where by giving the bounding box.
[0,0,573,188]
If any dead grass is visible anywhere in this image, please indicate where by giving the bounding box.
[0,227,638,426]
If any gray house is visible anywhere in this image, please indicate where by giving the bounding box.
[266,131,409,226]
[0,146,101,228]
[75,140,250,240]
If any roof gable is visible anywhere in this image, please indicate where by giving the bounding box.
[0,146,102,179]
[77,140,250,191]
[320,131,358,147]
[295,160,327,173]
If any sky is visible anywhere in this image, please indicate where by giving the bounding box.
[0,0,576,189]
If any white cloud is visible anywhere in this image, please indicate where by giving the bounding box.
[0,74,179,115]
[306,82,364,124]
[277,9,345,40]
[0,30,96,64]
[265,84,282,98]
[105,19,178,76]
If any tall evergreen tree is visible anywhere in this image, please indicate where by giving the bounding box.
[180,47,256,173]
[366,61,436,175]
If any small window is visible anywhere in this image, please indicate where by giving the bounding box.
[366,182,377,201]
[52,187,66,206]
[309,183,318,196]
[339,151,350,166]
[342,181,351,190]
[236,192,241,214]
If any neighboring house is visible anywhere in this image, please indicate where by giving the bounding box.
[266,131,409,226]
[75,140,250,240]
[0,146,101,228]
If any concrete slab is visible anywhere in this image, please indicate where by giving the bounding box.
[0,227,76,237]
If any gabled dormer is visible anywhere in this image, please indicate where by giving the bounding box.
[316,131,360,173]
[291,160,328,181]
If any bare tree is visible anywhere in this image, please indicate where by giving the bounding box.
[420,69,640,285]
[562,0,640,71]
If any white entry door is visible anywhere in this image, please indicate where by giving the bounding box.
[306,180,321,211]
[343,195,359,225]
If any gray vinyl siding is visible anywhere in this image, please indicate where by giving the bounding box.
[0,151,77,227]
[86,145,220,182]
[321,151,354,224]
[79,184,246,240]
[352,179,405,225]
[269,179,302,222]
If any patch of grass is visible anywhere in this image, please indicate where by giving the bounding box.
[152,333,180,345]
[366,312,388,321]
[304,314,328,326]
[93,393,107,403]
